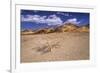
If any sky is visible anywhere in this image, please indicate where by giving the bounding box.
[21,10,89,30]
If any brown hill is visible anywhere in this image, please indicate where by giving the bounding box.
[21,23,89,35]
[55,23,79,32]
[77,26,89,32]
[21,29,34,35]
[34,28,55,34]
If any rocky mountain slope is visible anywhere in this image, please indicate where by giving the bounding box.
[21,23,89,35]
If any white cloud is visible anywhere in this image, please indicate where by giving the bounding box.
[46,15,63,25]
[57,12,71,16]
[21,15,39,22]
[38,16,47,23]
[21,14,63,26]
[65,18,80,24]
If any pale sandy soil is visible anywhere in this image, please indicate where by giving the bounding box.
[21,32,89,63]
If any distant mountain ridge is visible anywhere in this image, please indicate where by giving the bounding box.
[21,23,89,35]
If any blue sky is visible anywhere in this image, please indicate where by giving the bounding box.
[21,10,89,30]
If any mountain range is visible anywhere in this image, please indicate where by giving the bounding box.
[21,23,89,35]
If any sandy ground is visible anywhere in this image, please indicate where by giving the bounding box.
[21,32,89,63]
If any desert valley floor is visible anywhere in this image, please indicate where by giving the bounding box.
[21,32,89,63]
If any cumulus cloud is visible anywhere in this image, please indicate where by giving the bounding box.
[65,18,80,24]
[21,14,63,26]
[46,15,63,25]
[21,15,40,22]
